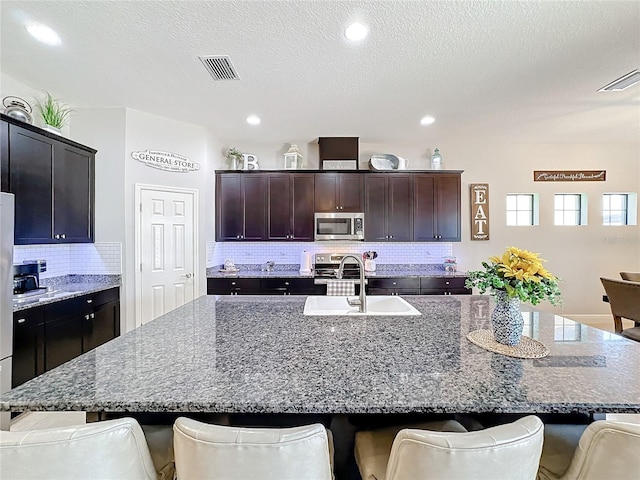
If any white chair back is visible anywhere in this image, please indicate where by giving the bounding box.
[173,417,333,480]
[385,415,544,480]
[0,417,157,480]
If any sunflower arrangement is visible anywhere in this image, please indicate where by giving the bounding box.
[465,247,562,305]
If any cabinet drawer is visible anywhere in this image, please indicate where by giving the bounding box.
[368,288,419,296]
[367,277,420,290]
[80,287,119,308]
[207,278,261,295]
[420,277,467,290]
[261,278,317,294]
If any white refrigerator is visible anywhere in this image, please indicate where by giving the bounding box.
[0,192,14,430]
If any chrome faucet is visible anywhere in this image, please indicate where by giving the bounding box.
[336,254,367,313]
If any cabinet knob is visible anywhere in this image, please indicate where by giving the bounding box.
[285,281,290,285]
[85,314,90,320]
[336,206,339,210]
[61,233,66,239]
[91,313,95,319]
[236,235,240,239]
[445,281,450,285]
[54,234,60,239]
[340,206,344,210]
[392,282,397,285]
[87,299,93,304]
[231,281,236,285]
[17,318,26,324]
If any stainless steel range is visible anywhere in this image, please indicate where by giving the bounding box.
[313,253,363,279]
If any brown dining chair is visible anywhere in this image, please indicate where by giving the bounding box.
[620,271,640,282]
[600,277,640,342]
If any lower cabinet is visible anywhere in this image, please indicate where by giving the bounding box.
[207,277,323,295]
[12,306,45,388]
[12,287,120,388]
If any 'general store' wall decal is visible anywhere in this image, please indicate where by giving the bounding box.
[470,183,490,241]
[533,170,606,182]
[131,150,200,173]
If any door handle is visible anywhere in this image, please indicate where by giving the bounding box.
[182,273,193,278]
[17,318,26,324]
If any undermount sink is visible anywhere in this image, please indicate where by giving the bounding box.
[303,296,421,316]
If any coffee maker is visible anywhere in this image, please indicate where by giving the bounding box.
[13,260,47,295]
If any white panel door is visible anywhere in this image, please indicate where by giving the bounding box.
[140,189,195,325]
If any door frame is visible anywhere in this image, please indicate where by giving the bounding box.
[134,183,199,328]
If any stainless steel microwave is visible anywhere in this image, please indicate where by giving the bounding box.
[314,212,365,241]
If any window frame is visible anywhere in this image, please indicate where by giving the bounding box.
[554,193,588,226]
[505,193,539,226]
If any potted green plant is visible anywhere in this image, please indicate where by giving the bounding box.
[225,147,243,170]
[465,247,562,345]
[35,92,72,135]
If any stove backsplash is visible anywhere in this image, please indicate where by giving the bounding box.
[208,241,453,269]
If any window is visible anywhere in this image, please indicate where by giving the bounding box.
[602,193,638,226]
[554,194,587,225]
[506,194,538,226]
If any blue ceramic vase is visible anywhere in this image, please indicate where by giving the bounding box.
[491,290,524,345]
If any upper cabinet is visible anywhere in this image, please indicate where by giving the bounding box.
[364,174,413,242]
[1,115,95,244]
[314,173,363,212]
[414,173,462,242]
[216,173,266,241]
[266,173,314,241]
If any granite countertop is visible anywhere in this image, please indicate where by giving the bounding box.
[12,276,121,312]
[3,295,639,415]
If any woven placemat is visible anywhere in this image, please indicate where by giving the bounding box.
[467,330,550,359]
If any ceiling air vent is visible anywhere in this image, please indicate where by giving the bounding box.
[199,55,240,81]
[598,69,640,92]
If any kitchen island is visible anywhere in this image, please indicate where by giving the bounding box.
[2,294,639,415]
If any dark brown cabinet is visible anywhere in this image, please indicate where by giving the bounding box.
[3,117,95,244]
[366,277,420,295]
[260,278,322,295]
[216,173,266,241]
[420,277,470,295]
[365,174,413,241]
[12,306,45,388]
[12,288,120,388]
[314,173,363,212]
[267,173,314,241]
[318,137,359,170]
[207,278,261,295]
[414,173,462,242]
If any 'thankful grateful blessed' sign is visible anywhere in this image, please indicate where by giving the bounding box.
[131,150,201,173]
[534,170,606,182]
[470,183,490,241]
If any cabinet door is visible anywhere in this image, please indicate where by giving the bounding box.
[315,173,363,212]
[314,174,339,212]
[242,175,266,240]
[414,174,437,241]
[45,306,83,371]
[267,174,291,240]
[364,175,388,241]
[12,307,46,388]
[1,120,8,192]
[82,300,120,352]
[54,143,94,242]
[434,175,461,241]
[9,126,55,244]
[387,175,413,241]
[207,278,261,295]
[290,174,314,240]
[414,174,461,242]
[216,174,244,240]
[338,174,364,211]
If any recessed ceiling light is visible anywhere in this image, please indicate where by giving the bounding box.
[26,23,61,45]
[246,115,260,126]
[598,69,640,92]
[345,22,368,41]
[420,116,436,126]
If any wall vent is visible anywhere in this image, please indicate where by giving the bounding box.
[598,69,640,92]
[199,55,240,81]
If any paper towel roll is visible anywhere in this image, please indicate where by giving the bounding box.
[300,250,312,274]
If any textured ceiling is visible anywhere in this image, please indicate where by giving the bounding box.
[1,0,639,145]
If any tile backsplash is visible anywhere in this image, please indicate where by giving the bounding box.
[207,241,453,267]
[13,242,122,278]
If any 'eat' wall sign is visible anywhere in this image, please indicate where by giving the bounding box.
[470,183,489,241]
